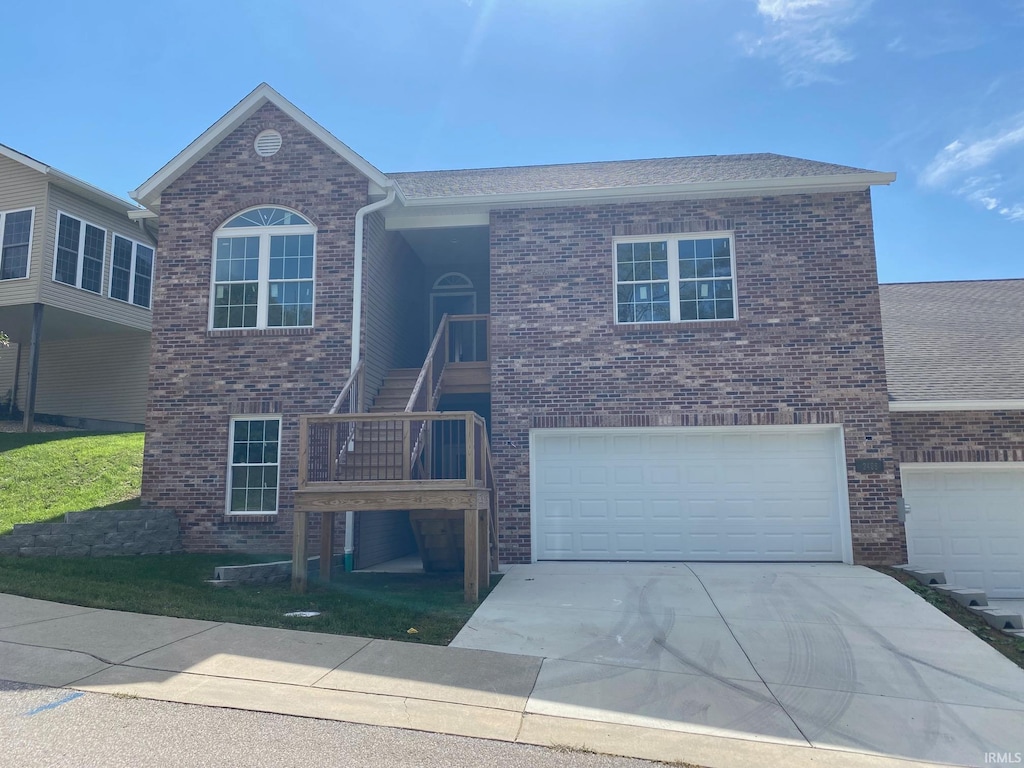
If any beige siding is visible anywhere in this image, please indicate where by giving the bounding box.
[362,211,427,403]
[354,511,417,569]
[0,342,18,409]
[38,184,155,331]
[14,332,149,425]
[0,155,47,307]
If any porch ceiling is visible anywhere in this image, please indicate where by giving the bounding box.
[398,226,489,268]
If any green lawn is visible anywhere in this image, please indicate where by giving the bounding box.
[0,554,492,645]
[0,430,143,534]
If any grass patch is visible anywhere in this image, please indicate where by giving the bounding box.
[0,431,143,533]
[877,567,1024,670]
[0,554,495,645]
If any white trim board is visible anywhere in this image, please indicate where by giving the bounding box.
[890,400,1024,412]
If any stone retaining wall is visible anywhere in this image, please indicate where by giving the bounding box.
[0,510,182,557]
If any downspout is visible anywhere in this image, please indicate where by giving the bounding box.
[345,184,397,571]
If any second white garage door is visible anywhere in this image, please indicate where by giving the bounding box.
[531,426,850,562]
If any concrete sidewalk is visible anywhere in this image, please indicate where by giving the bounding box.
[0,591,989,768]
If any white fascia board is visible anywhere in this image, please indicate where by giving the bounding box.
[396,171,897,211]
[384,211,490,230]
[0,144,49,174]
[131,83,390,210]
[127,209,159,220]
[889,399,1024,412]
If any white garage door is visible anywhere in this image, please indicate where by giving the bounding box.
[902,464,1024,598]
[531,426,849,562]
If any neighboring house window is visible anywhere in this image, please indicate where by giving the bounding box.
[614,233,736,323]
[0,208,33,280]
[227,417,281,514]
[211,206,315,329]
[54,212,106,293]
[110,234,155,308]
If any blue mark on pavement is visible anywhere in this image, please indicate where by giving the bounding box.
[23,692,84,716]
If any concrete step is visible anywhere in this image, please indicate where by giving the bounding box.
[896,566,947,586]
[969,606,1024,631]
[932,585,988,607]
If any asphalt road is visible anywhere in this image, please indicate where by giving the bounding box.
[0,679,668,768]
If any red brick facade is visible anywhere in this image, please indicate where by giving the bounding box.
[143,101,907,565]
[489,193,906,565]
[142,102,367,551]
[891,411,1024,464]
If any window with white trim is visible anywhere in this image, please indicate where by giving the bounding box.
[0,208,32,280]
[54,212,106,293]
[614,233,736,323]
[110,234,154,308]
[211,207,315,329]
[227,417,281,514]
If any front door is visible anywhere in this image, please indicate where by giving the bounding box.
[430,291,476,361]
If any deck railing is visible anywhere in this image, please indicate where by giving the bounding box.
[299,411,491,488]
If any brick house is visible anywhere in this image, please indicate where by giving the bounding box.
[131,83,909,577]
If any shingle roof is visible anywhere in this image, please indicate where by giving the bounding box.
[879,280,1024,402]
[389,153,878,199]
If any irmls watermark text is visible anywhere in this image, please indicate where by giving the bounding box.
[985,753,1023,764]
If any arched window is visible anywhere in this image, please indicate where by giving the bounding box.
[211,207,315,329]
[432,272,473,290]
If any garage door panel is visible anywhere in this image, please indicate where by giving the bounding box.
[903,466,1024,598]
[534,427,845,563]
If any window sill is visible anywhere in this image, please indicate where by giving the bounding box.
[207,327,316,338]
[613,319,739,334]
[225,513,279,522]
[0,275,30,282]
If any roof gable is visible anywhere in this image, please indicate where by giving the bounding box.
[131,83,390,212]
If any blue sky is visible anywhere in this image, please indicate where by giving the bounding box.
[3,0,1021,283]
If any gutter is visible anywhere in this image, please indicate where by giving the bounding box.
[889,399,1024,412]
[345,184,397,571]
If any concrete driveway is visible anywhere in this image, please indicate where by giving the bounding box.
[451,562,1024,766]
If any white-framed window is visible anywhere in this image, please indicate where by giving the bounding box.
[614,233,737,324]
[211,206,315,329]
[54,211,106,293]
[110,234,155,308]
[227,416,281,514]
[0,208,33,280]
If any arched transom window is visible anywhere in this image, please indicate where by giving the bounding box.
[211,207,315,329]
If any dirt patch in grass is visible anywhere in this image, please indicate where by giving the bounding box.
[876,566,1024,670]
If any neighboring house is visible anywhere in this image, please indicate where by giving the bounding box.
[881,280,1024,597]
[131,83,912,572]
[0,145,155,431]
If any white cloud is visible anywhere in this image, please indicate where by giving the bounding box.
[746,0,870,86]
[922,116,1024,223]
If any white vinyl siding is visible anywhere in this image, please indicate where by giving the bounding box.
[39,185,155,331]
[10,332,149,424]
[532,426,850,562]
[0,154,47,305]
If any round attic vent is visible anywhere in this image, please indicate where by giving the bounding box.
[254,129,283,157]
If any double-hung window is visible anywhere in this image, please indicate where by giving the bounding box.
[211,207,315,329]
[54,212,106,293]
[110,234,155,308]
[615,233,736,323]
[227,417,281,514]
[0,208,33,280]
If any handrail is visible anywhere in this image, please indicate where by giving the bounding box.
[406,313,449,413]
[329,359,364,415]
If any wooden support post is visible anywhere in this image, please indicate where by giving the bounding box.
[463,508,479,603]
[22,303,43,434]
[319,511,335,582]
[292,511,308,593]
[464,415,476,484]
[478,508,489,590]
